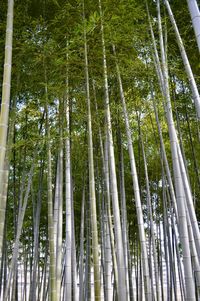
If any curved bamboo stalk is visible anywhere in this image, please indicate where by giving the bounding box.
[186,0,200,52]
[148,2,196,298]
[164,0,200,118]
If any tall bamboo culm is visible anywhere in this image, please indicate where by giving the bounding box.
[0,0,14,268]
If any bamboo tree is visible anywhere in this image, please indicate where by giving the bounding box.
[55,100,64,301]
[164,0,200,118]
[85,193,91,301]
[83,2,101,299]
[98,1,127,299]
[186,0,200,52]
[103,202,112,301]
[148,2,197,298]
[93,81,118,294]
[45,87,57,301]
[44,62,59,301]
[152,97,187,299]
[65,73,72,301]
[140,136,161,301]
[113,45,151,300]
[79,187,85,301]
[104,134,119,294]
[4,161,35,300]
[71,184,78,301]
[0,0,14,269]
[117,129,130,301]
[29,162,43,301]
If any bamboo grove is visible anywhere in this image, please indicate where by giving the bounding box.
[0,0,200,300]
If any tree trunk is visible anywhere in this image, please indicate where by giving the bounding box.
[99,1,127,299]
[186,0,200,52]
[83,2,101,299]
[164,0,200,118]
[113,45,151,300]
[65,80,72,300]
[149,3,197,297]
[0,0,14,269]
[79,187,85,301]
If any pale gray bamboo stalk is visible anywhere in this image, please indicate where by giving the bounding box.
[161,179,171,301]
[135,238,139,301]
[103,205,112,301]
[159,150,182,300]
[0,102,17,297]
[186,206,200,297]
[84,196,91,301]
[1,99,17,298]
[148,3,196,297]
[71,186,78,301]
[98,1,127,299]
[165,179,182,301]
[186,0,200,52]
[56,148,63,301]
[161,51,195,301]
[0,0,14,269]
[113,45,151,300]
[184,107,200,188]
[47,136,57,301]
[65,86,72,300]
[29,165,43,301]
[138,255,143,301]
[60,243,66,301]
[93,81,118,293]
[54,161,59,254]
[83,3,101,299]
[127,237,134,301]
[38,255,46,301]
[151,96,184,296]
[44,73,57,301]
[104,135,118,293]
[54,153,63,293]
[0,161,9,287]
[151,100,182,299]
[22,245,27,301]
[174,95,190,181]
[79,187,85,301]
[97,179,106,300]
[141,136,161,301]
[164,0,200,118]
[172,228,186,300]
[165,180,186,300]
[177,144,200,262]
[156,221,164,299]
[117,131,130,301]
[53,152,63,301]
[0,218,7,299]
[146,2,165,95]
[152,96,178,220]
[164,66,195,301]
[148,230,155,301]
[98,174,112,301]
[41,244,48,301]
[11,256,17,301]
[4,163,35,300]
